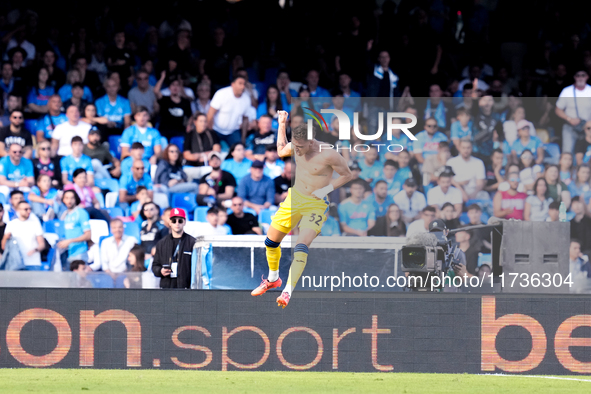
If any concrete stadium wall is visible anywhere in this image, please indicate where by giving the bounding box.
[0,289,589,374]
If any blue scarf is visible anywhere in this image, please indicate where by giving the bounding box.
[373,65,398,97]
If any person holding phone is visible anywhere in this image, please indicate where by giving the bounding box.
[152,208,196,288]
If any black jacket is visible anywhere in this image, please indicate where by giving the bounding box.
[152,232,196,289]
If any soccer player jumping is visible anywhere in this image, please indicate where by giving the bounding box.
[251,110,353,307]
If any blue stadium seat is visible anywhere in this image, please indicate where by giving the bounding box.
[96,178,119,193]
[320,216,341,236]
[95,192,105,208]
[123,221,140,240]
[566,211,576,221]
[543,143,560,165]
[195,206,209,222]
[459,212,470,225]
[259,209,275,225]
[170,136,185,151]
[44,220,65,237]
[160,136,168,149]
[171,193,197,218]
[0,193,5,205]
[88,273,114,288]
[98,235,111,248]
[108,136,122,159]
[106,207,124,218]
[115,275,128,288]
[24,119,37,133]
[42,248,55,271]
[244,207,257,216]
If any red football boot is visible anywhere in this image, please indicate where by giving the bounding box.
[251,276,283,296]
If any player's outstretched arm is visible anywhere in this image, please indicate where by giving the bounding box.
[276,110,292,158]
[311,150,354,199]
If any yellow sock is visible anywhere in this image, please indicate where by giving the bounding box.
[285,244,309,295]
[265,238,281,280]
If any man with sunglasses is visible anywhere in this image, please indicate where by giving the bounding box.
[33,140,62,188]
[119,159,154,205]
[0,143,34,198]
[412,117,448,165]
[0,109,32,157]
[128,71,157,116]
[1,201,44,268]
[152,208,196,289]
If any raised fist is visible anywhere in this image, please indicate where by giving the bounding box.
[278,110,288,124]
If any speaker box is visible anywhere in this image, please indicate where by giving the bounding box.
[498,221,570,293]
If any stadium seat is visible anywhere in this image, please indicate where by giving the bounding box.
[170,136,185,151]
[0,193,5,205]
[115,275,128,288]
[320,216,341,236]
[89,219,110,244]
[259,208,276,226]
[88,273,114,288]
[459,212,469,225]
[108,136,122,159]
[244,207,257,216]
[24,119,37,133]
[44,220,65,238]
[543,143,560,165]
[96,178,119,193]
[160,136,168,149]
[195,206,209,222]
[105,192,119,208]
[171,193,197,218]
[105,207,124,218]
[42,248,55,271]
[123,221,140,240]
[95,193,105,208]
[98,235,111,248]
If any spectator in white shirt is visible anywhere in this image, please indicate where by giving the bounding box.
[206,75,251,149]
[100,219,138,273]
[203,207,230,235]
[406,206,437,238]
[1,201,45,267]
[446,138,487,202]
[427,170,463,217]
[393,177,427,224]
[555,70,591,154]
[51,105,91,157]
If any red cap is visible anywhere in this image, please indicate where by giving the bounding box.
[170,208,187,220]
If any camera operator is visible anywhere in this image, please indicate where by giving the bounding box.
[429,219,476,289]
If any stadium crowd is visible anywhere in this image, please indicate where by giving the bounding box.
[0,1,589,289]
